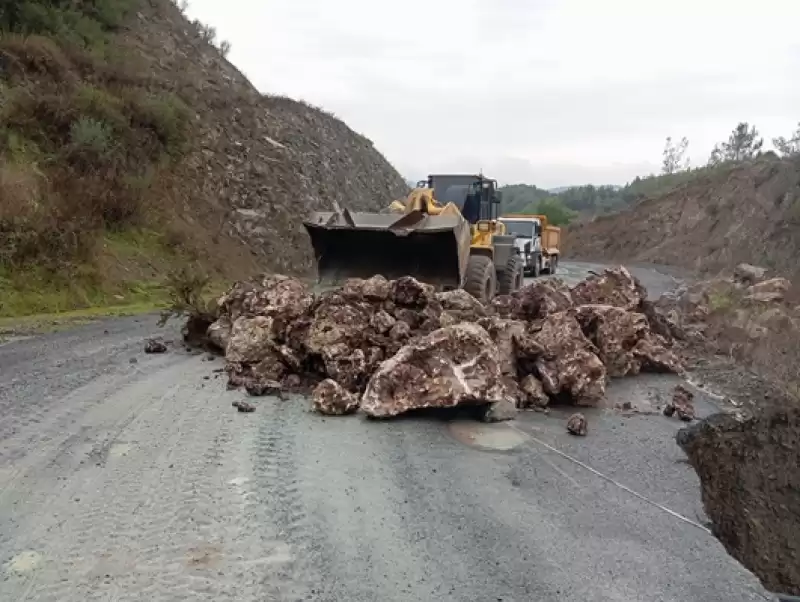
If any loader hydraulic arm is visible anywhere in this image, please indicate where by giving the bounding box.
[388,188,448,215]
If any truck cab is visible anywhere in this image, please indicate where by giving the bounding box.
[498,214,560,277]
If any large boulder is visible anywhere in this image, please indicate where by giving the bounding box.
[306,292,376,354]
[477,316,527,376]
[341,275,391,302]
[206,315,232,351]
[321,344,367,391]
[360,323,510,418]
[436,289,488,323]
[517,278,574,320]
[218,274,312,328]
[391,276,435,307]
[529,311,607,406]
[519,374,550,409]
[575,305,683,377]
[570,266,645,310]
[226,316,279,364]
[496,278,574,321]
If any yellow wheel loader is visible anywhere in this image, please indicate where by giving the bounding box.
[302,174,525,303]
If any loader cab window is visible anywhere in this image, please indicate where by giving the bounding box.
[462,186,481,223]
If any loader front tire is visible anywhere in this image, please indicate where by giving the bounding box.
[498,254,525,295]
[464,255,496,304]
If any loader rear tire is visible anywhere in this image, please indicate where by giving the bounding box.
[498,254,524,295]
[464,255,496,304]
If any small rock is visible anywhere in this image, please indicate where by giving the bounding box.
[566,412,588,436]
[482,399,518,422]
[129,357,138,364]
[245,379,284,398]
[283,374,302,389]
[144,338,168,354]
[664,384,695,421]
[733,263,766,285]
[232,400,255,413]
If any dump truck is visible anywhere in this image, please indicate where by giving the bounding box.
[497,214,561,277]
[302,174,525,303]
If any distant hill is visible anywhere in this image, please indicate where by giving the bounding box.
[564,156,800,280]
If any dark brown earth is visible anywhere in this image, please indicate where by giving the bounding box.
[677,406,800,595]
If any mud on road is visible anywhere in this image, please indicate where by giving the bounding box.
[0,263,773,601]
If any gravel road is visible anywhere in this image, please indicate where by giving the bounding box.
[0,262,773,601]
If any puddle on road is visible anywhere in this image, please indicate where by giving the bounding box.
[448,421,529,451]
[7,550,42,574]
[108,443,132,457]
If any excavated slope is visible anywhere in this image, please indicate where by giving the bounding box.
[123,0,408,275]
[564,157,800,280]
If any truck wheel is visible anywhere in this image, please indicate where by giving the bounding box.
[464,255,497,304]
[530,255,540,278]
[550,255,558,275]
[498,254,524,295]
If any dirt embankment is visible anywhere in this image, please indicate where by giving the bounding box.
[564,157,800,281]
[653,266,800,594]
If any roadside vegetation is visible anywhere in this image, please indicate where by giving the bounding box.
[0,0,229,318]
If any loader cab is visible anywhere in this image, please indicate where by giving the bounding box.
[426,174,501,224]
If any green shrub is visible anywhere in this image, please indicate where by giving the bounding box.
[1,0,135,46]
[68,116,113,160]
[128,92,192,158]
[73,84,127,130]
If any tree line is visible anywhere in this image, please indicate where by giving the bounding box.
[499,121,800,226]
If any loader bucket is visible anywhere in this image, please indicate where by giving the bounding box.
[303,210,471,290]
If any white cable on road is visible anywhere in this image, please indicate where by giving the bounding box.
[512,424,713,535]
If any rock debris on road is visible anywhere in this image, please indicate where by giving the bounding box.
[0,262,773,601]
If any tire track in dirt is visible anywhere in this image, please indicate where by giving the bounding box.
[0,358,302,601]
[247,398,322,601]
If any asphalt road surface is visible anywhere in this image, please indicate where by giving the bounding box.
[0,262,774,601]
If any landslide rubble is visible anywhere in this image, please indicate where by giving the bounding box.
[197,266,684,419]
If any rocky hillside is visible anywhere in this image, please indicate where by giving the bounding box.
[0,0,408,314]
[564,157,800,280]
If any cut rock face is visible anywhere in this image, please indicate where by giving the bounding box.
[360,323,510,418]
[677,407,800,595]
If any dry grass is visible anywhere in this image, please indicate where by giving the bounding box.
[0,3,196,296]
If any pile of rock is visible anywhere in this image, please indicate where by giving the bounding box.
[200,267,684,419]
[647,262,797,346]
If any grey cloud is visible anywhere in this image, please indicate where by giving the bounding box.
[188,0,799,187]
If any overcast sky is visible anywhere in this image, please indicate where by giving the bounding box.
[186,0,800,188]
